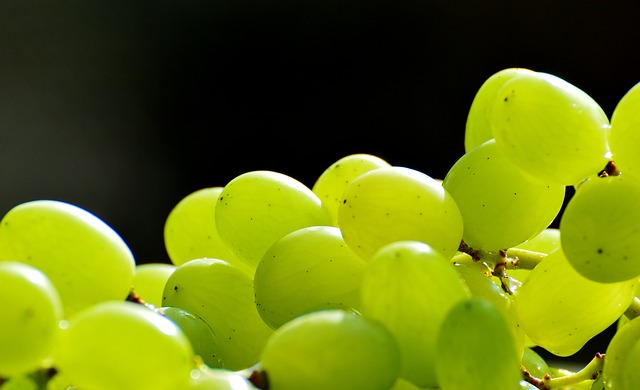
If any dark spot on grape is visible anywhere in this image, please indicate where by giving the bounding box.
[597,248,603,254]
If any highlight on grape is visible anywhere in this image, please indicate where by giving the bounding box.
[2,68,640,389]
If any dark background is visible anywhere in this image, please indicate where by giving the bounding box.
[1,0,638,365]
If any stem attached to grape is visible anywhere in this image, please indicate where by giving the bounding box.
[522,352,604,389]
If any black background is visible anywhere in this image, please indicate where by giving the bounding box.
[1,0,638,365]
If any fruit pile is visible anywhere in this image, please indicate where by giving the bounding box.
[2,68,640,389]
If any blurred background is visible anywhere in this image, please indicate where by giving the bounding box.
[1,0,638,364]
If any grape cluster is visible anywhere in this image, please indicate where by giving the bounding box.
[2,68,640,389]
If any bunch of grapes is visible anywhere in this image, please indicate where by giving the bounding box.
[2,68,640,389]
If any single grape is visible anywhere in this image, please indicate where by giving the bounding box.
[186,365,258,390]
[260,309,401,390]
[619,340,640,389]
[338,166,463,260]
[521,346,550,379]
[132,262,176,308]
[0,200,135,316]
[608,80,640,175]
[602,315,640,388]
[254,225,366,329]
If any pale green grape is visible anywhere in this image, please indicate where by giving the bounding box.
[491,71,610,186]
[619,339,640,389]
[512,248,636,356]
[560,175,640,283]
[360,241,470,388]
[338,166,463,261]
[0,200,135,316]
[465,67,536,152]
[254,225,366,329]
[157,306,224,368]
[510,227,561,289]
[164,187,251,276]
[608,81,640,175]
[162,258,274,371]
[521,346,550,379]
[260,309,401,390]
[133,263,176,308]
[435,297,522,390]
[602,315,640,389]
[53,301,194,390]
[216,171,332,271]
[0,262,62,378]
[443,139,564,251]
[311,153,391,226]
[186,365,258,389]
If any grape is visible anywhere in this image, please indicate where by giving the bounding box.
[0,376,38,390]
[602,316,640,388]
[464,67,536,152]
[215,170,332,271]
[512,248,636,356]
[491,71,610,186]
[435,297,522,389]
[619,340,640,389]
[509,227,561,291]
[260,309,401,390]
[338,166,463,260]
[360,241,470,387]
[164,187,252,276]
[186,365,258,389]
[132,263,176,308]
[560,175,640,283]
[521,346,550,379]
[443,138,565,251]
[254,225,366,329]
[311,153,391,226]
[0,200,135,316]
[162,258,274,371]
[53,301,194,390]
[608,81,640,175]
[0,262,62,378]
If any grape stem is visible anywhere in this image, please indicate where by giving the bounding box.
[624,296,640,320]
[522,352,604,389]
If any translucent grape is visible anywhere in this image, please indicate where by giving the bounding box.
[619,339,640,389]
[132,263,176,307]
[491,71,610,186]
[509,227,561,287]
[603,316,640,389]
[360,241,470,387]
[186,365,258,390]
[338,166,463,260]
[443,139,564,251]
[560,175,640,283]
[254,225,366,329]
[0,262,63,378]
[435,297,522,389]
[608,81,640,175]
[0,200,135,316]
[260,309,401,390]
[521,346,550,379]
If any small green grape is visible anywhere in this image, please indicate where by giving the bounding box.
[603,316,640,388]
[521,347,550,379]
[186,365,258,389]
[608,80,640,175]
[133,263,176,308]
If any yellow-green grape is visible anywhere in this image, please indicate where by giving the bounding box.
[435,297,522,390]
[260,309,401,390]
[602,316,640,389]
[491,71,610,186]
[464,67,536,152]
[338,166,463,261]
[0,376,38,390]
[608,81,640,175]
[157,306,224,368]
[216,171,332,271]
[254,226,366,329]
[311,153,391,226]
[186,366,258,390]
[53,301,194,390]
[443,139,564,251]
[360,241,470,388]
[164,187,251,276]
[512,249,636,356]
[560,175,640,283]
[521,346,550,379]
[0,200,135,316]
[133,263,176,307]
[510,227,561,288]
[0,262,63,378]
[162,258,274,371]
[618,338,640,389]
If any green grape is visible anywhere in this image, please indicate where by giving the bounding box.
[186,365,258,389]
[608,81,640,175]
[512,248,636,356]
[53,301,194,390]
[164,187,251,276]
[0,376,38,390]
[311,153,391,226]
[491,71,610,186]
[443,139,564,251]
[521,346,550,379]
[435,297,522,390]
[519,380,539,389]
[0,262,63,378]
[133,263,176,308]
[602,316,640,388]
[619,340,640,389]
[360,241,470,388]
[157,306,224,368]
[162,258,274,371]
[0,200,135,316]
[560,175,640,283]
[260,309,401,390]
[510,227,561,290]
[338,166,463,261]
[464,67,536,152]
[254,225,366,329]
[215,170,332,271]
